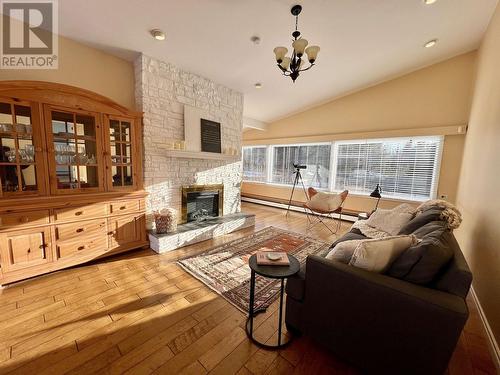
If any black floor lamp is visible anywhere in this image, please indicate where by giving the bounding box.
[370,184,382,212]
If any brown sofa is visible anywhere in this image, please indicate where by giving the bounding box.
[285,213,472,375]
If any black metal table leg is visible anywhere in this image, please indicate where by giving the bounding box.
[277,278,284,346]
[248,269,255,338]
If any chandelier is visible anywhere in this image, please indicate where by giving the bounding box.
[273,5,320,82]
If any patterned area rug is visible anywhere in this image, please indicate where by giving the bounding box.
[177,226,330,313]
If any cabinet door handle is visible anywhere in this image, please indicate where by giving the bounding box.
[119,206,126,210]
[75,211,83,216]
[77,245,88,251]
[27,248,31,253]
[76,228,84,233]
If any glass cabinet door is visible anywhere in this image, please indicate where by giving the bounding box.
[106,116,137,190]
[45,106,104,194]
[0,100,44,197]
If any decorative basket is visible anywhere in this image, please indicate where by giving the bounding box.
[154,208,178,234]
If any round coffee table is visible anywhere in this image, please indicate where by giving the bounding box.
[245,253,300,349]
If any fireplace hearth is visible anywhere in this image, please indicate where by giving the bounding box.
[181,184,224,223]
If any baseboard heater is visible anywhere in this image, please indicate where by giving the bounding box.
[241,196,358,223]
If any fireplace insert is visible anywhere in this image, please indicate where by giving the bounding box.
[181,184,224,223]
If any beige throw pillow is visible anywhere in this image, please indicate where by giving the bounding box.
[349,235,418,273]
[365,204,415,235]
[326,239,364,264]
[307,191,342,212]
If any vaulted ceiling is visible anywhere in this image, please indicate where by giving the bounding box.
[57,0,498,122]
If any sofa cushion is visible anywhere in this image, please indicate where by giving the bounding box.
[388,221,454,284]
[398,207,444,235]
[326,239,364,264]
[364,204,415,235]
[349,235,417,273]
[330,231,367,249]
[432,236,472,298]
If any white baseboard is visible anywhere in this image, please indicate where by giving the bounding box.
[470,287,500,372]
[241,196,358,223]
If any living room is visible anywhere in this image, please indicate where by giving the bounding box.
[0,0,499,374]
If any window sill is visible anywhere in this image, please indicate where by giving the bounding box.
[242,180,429,204]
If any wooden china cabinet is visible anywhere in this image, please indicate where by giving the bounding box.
[0,81,148,285]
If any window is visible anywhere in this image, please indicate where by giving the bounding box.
[333,137,443,200]
[271,144,331,189]
[242,136,443,202]
[242,146,267,182]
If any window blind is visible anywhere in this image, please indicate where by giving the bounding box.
[333,136,443,200]
[242,146,267,182]
[271,144,331,189]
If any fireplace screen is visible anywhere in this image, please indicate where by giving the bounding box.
[181,184,224,223]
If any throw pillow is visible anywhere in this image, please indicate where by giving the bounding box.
[349,235,417,273]
[307,190,346,212]
[365,203,415,235]
[398,207,444,235]
[388,221,454,284]
[326,239,364,264]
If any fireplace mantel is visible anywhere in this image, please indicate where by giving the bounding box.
[164,150,240,160]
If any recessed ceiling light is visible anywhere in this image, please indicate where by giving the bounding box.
[150,29,166,41]
[254,83,263,89]
[424,39,438,48]
[423,0,437,4]
[250,36,261,45]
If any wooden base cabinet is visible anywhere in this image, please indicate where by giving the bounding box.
[0,195,148,284]
[0,227,52,273]
[0,81,148,285]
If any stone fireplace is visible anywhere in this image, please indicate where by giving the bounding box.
[134,54,243,230]
[181,184,224,223]
[136,54,254,254]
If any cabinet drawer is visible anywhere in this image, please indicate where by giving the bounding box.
[109,200,141,215]
[55,220,107,242]
[54,204,107,222]
[56,235,108,260]
[0,210,50,228]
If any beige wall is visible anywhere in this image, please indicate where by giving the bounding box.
[243,52,476,211]
[455,4,500,347]
[0,35,135,109]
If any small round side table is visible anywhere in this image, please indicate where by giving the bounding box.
[246,253,300,349]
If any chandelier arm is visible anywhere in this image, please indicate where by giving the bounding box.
[276,65,291,76]
[298,63,315,73]
[290,49,298,72]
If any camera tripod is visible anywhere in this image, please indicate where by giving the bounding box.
[286,167,308,216]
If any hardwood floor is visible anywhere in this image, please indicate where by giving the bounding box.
[0,202,496,374]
